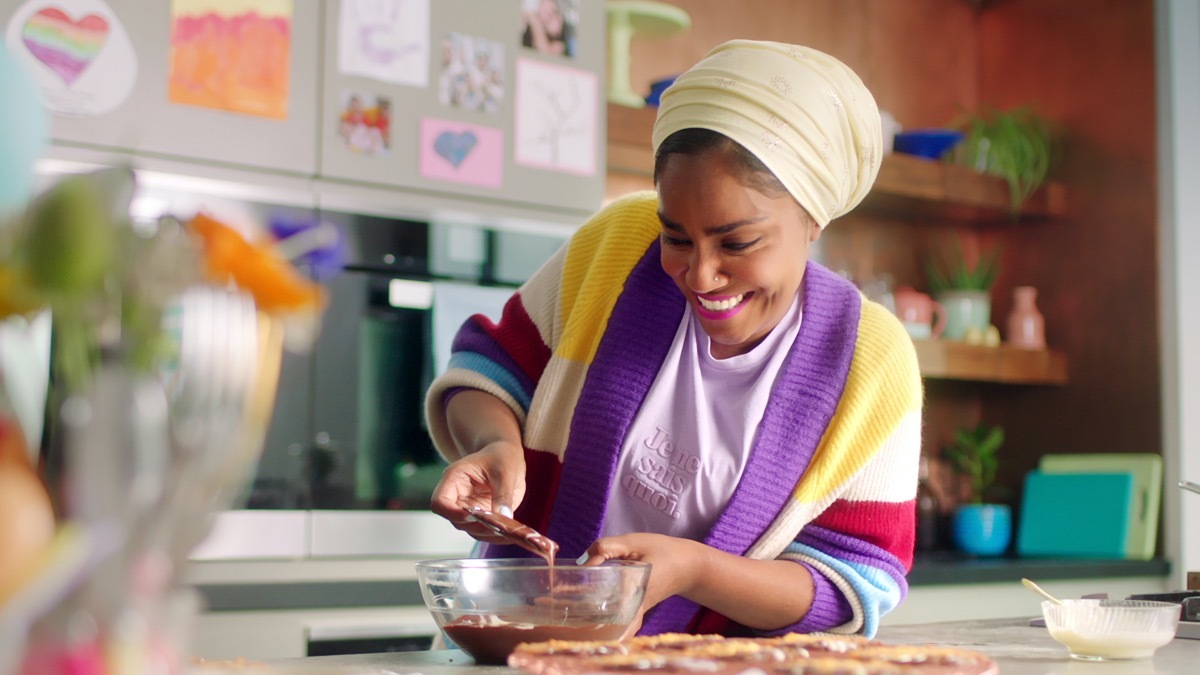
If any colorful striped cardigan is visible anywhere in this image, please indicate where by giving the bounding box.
[425,192,922,638]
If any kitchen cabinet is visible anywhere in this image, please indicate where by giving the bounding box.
[605,103,1070,386]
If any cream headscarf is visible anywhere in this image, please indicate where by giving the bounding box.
[652,40,882,228]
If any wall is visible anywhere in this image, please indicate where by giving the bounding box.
[626,0,979,131]
[1158,0,1200,585]
[962,1,1163,520]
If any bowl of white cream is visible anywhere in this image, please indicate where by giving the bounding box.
[1043,599,1180,661]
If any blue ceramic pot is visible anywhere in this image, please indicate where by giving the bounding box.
[953,504,1012,556]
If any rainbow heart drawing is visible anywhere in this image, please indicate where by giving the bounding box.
[22,7,110,86]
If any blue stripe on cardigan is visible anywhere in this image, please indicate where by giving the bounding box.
[446,351,533,412]
[782,537,907,638]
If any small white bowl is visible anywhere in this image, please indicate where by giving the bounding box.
[1042,599,1180,661]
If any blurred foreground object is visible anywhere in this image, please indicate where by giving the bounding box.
[0,48,48,217]
[0,166,327,674]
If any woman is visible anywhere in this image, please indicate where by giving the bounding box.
[426,40,920,639]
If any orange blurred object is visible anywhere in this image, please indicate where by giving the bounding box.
[0,413,56,596]
[187,213,326,313]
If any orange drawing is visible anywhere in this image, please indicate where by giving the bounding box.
[168,0,292,119]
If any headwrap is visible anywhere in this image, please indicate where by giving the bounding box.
[652,40,882,228]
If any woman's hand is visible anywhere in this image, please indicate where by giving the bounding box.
[430,440,527,544]
[430,389,527,544]
[581,533,705,638]
[582,533,817,637]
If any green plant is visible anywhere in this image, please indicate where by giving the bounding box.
[943,423,1005,505]
[952,105,1055,214]
[924,235,1001,294]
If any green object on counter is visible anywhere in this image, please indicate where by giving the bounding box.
[1039,453,1163,561]
[1017,470,1133,559]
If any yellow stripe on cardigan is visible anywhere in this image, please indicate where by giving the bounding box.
[793,300,923,503]
[557,192,662,364]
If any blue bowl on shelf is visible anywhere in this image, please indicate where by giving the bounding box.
[893,129,965,160]
[644,76,678,106]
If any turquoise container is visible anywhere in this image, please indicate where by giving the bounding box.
[953,504,1012,556]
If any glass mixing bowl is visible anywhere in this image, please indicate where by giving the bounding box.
[415,558,651,665]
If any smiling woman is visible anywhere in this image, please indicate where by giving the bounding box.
[655,132,819,359]
[425,39,922,644]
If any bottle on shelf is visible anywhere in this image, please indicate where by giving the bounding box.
[1006,285,1046,349]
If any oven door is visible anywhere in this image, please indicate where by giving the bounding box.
[252,267,446,511]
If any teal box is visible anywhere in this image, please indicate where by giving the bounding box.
[1017,470,1133,559]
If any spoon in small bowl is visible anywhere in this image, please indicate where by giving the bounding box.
[1022,578,1063,606]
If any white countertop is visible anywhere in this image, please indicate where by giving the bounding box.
[196,617,1200,674]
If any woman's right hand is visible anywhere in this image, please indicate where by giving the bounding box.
[430,389,527,543]
[430,439,527,544]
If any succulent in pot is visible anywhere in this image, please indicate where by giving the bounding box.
[925,234,1001,341]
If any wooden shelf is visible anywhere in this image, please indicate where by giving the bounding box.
[913,339,1068,385]
[863,152,1066,222]
[604,103,1066,221]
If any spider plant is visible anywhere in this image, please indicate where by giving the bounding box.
[953,106,1055,214]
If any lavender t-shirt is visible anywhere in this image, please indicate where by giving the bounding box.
[601,292,803,541]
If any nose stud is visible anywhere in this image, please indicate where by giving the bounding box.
[714,275,720,282]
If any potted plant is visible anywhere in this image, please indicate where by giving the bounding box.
[943,423,1010,556]
[924,234,1001,341]
[951,105,1056,215]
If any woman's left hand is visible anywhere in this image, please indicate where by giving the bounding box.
[581,533,817,638]
[580,533,705,638]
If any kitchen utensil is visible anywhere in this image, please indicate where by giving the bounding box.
[1021,578,1062,605]
[1180,481,1200,496]
[414,558,650,665]
[1042,599,1179,660]
[148,286,281,569]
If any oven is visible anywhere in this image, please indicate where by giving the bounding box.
[249,209,564,516]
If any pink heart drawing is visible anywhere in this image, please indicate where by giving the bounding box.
[22,7,110,86]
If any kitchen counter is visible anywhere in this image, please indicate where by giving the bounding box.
[240,617,1200,674]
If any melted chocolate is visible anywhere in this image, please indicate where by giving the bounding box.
[445,619,625,665]
[468,507,560,563]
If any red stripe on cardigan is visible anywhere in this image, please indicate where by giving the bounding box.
[812,498,917,571]
[473,292,552,383]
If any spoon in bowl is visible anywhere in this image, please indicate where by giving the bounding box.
[1022,578,1063,606]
